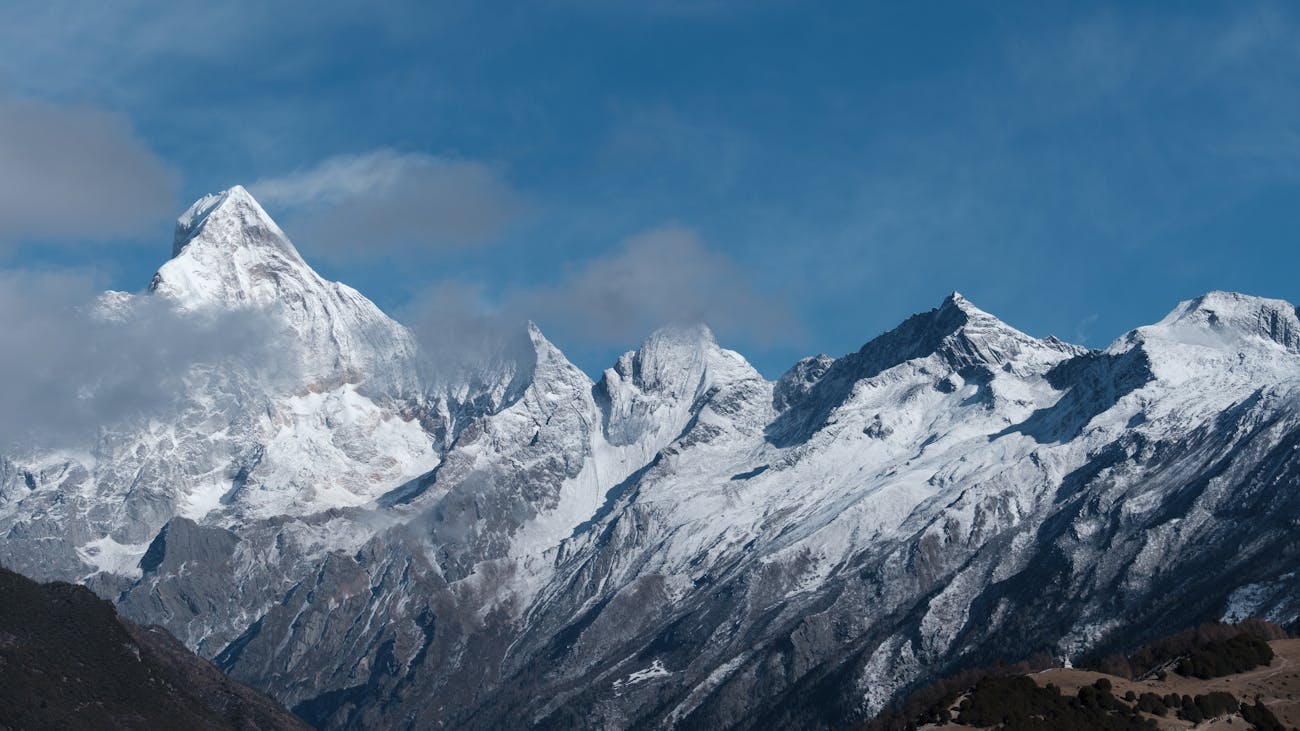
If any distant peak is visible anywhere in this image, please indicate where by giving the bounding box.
[1147,290,1300,351]
[601,322,756,396]
[773,353,834,412]
[172,185,296,260]
[836,291,1061,378]
[1185,290,1291,313]
[633,324,732,381]
[1166,290,1295,322]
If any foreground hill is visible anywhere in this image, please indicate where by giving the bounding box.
[0,566,307,731]
[870,632,1300,730]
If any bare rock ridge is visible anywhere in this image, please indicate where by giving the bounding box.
[2,186,1300,730]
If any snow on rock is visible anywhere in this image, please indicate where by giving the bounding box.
[613,659,671,689]
[76,535,152,580]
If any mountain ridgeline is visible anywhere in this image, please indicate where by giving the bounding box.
[2,186,1300,729]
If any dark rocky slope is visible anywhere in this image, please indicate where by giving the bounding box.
[0,566,307,731]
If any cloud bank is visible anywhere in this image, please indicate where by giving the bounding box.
[0,95,176,247]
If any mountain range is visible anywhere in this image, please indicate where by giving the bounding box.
[3,186,1299,729]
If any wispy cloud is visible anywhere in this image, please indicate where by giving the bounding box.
[0,94,177,248]
[250,150,525,260]
[399,280,535,386]
[1074,314,1100,346]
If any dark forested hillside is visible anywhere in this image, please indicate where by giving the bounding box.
[0,566,308,731]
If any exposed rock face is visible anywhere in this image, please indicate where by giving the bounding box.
[3,187,1300,729]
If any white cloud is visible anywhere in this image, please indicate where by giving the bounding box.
[399,280,534,386]
[250,150,524,259]
[0,270,296,450]
[401,225,798,379]
[0,94,177,247]
[517,225,796,346]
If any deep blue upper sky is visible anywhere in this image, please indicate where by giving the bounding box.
[1,1,1298,376]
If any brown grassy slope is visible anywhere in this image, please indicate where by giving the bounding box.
[920,638,1300,730]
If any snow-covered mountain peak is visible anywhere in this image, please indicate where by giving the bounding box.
[935,290,1018,326]
[524,320,562,356]
[616,323,760,395]
[521,321,590,393]
[149,187,415,387]
[939,289,978,312]
[773,354,835,412]
[938,291,1036,342]
[628,324,711,384]
[1140,290,1300,352]
[596,323,762,447]
[172,185,297,260]
[848,292,1065,378]
[432,321,590,426]
[150,186,314,310]
[766,295,1079,445]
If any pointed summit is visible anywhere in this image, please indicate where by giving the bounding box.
[150,186,313,309]
[767,293,1076,445]
[171,185,299,260]
[148,187,416,386]
[850,291,1039,373]
[940,290,975,311]
[433,321,590,419]
[522,320,583,385]
[936,290,1022,324]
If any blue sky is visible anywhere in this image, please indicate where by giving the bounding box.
[1,1,1298,376]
